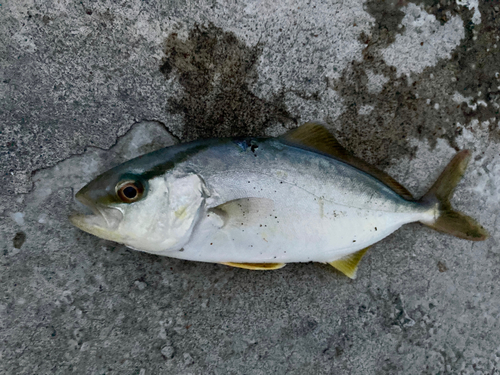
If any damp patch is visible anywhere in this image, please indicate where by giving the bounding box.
[160,24,295,140]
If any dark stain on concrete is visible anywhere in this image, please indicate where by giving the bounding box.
[426,0,500,129]
[449,2,500,132]
[330,0,500,168]
[160,24,295,140]
[364,0,405,47]
[437,261,448,272]
[330,60,419,166]
[13,231,26,249]
[418,0,470,25]
[330,0,440,165]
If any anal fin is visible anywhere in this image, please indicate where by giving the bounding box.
[221,262,286,270]
[328,247,370,279]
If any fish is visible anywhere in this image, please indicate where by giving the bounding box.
[70,122,488,278]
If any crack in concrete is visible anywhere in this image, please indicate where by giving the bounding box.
[13,119,178,197]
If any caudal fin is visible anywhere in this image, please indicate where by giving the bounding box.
[419,150,488,241]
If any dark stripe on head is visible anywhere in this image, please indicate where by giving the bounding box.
[140,143,211,181]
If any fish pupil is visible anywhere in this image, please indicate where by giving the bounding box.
[123,186,137,199]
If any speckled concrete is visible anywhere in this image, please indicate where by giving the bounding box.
[1,0,499,374]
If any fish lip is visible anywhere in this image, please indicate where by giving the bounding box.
[74,189,101,217]
[70,189,110,230]
[69,212,107,232]
[70,189,128,244]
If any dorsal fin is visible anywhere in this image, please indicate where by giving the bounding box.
[280,122,414,200]
[328,247,370,279]
[220,262,286,270]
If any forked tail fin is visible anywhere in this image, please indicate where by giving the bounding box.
[419,150,488,241]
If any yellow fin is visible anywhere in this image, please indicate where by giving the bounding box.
[419,150,489,241]
[280,122,414,200]
[221,262,286,270]
[328,247,370,279]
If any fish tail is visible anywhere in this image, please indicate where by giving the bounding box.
[418,150,488,241]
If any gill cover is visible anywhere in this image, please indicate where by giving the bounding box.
[113,173,208,253]
[158,173,208,252]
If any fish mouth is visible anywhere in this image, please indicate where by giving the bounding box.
[70,191,124,242]
[69,212,108,232]
[70,192,108,231]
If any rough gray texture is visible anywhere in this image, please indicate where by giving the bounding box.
[1,0,499,374]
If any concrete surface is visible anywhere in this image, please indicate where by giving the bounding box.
[1,0,499,373]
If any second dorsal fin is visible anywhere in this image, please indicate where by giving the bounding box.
[280,122,414,200]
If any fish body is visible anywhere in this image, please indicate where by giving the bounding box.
[162,137,432,263]
[71,123,488,277]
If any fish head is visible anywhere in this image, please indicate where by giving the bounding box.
[70,163,207,254]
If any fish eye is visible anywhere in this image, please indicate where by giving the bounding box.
[116,180,144,203]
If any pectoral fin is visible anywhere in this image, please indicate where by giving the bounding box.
[328,247,370,279]
[221,262,286,270]
[212,198,275,227]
